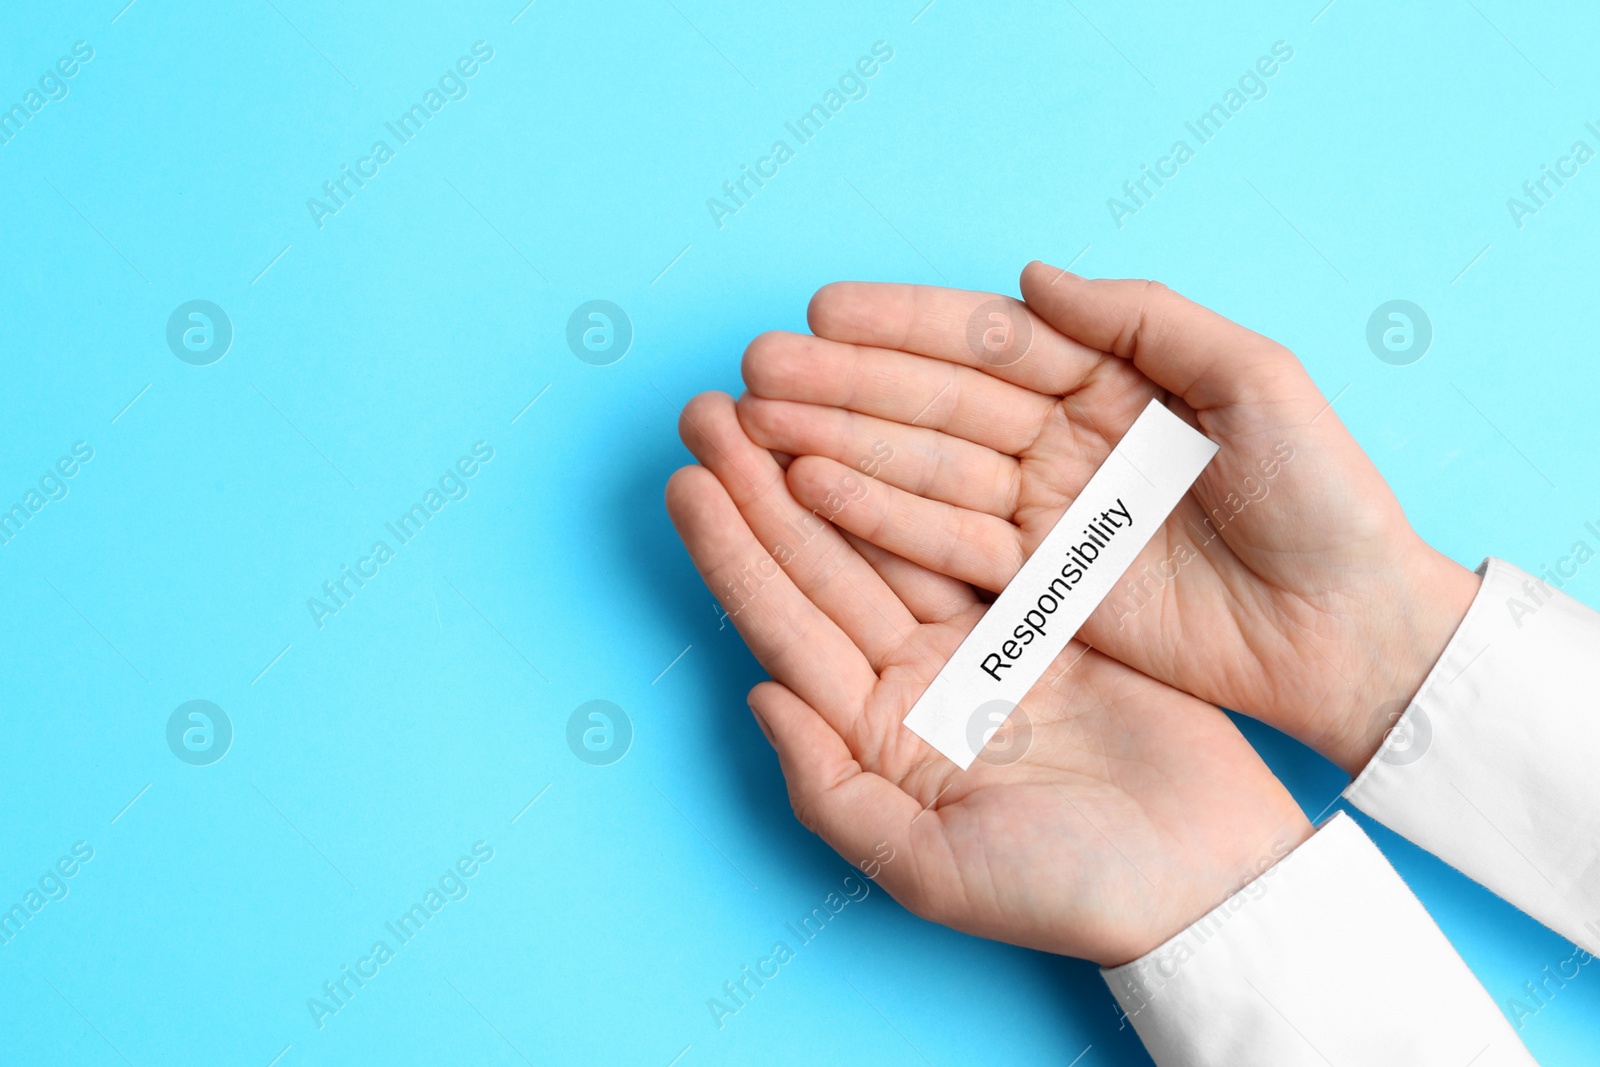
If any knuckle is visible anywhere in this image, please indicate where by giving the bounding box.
[1128,279,1178,356]
[1002,461,1024,515]
[1134,279,1174,321]
[789,791,825,836]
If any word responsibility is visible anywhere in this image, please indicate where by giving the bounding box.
[901,400,1217,768]
[979,500,1132,680]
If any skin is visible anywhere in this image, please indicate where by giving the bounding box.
[734,263,1482,776]
[666,391,1311,967]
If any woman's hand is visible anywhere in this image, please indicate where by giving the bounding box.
[667,391,1310,966]
[731,266,1480,775]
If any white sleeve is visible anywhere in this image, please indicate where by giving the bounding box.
[1101,812,1533,1066]
[1345,557,1600,955]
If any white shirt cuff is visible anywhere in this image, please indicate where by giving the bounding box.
[1345,557,1600,955]
[1101,812,1532,1066]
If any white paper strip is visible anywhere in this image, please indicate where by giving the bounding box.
[902,399,1219,768]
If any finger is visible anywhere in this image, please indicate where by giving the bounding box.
[839,530,979,626]
[786,455,1022,594]
[737,394,1021,517]
[666,465,876,723]
[748,681,931,911]
[741,331,1056,455]
[679,392,920,672]
[805,281,1107,397]
[1018,262,1322,413]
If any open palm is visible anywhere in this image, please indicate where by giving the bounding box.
[733,266,1480,775]
[667,391,1309,966]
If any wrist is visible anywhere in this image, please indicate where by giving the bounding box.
[1330,546,1482,777]
[1102,807,1315,968]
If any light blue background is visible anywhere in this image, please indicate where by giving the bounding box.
[2,0,1597,1063]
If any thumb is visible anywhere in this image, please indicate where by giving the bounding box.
[747,681,932,912]
[1018,261,1321,413]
